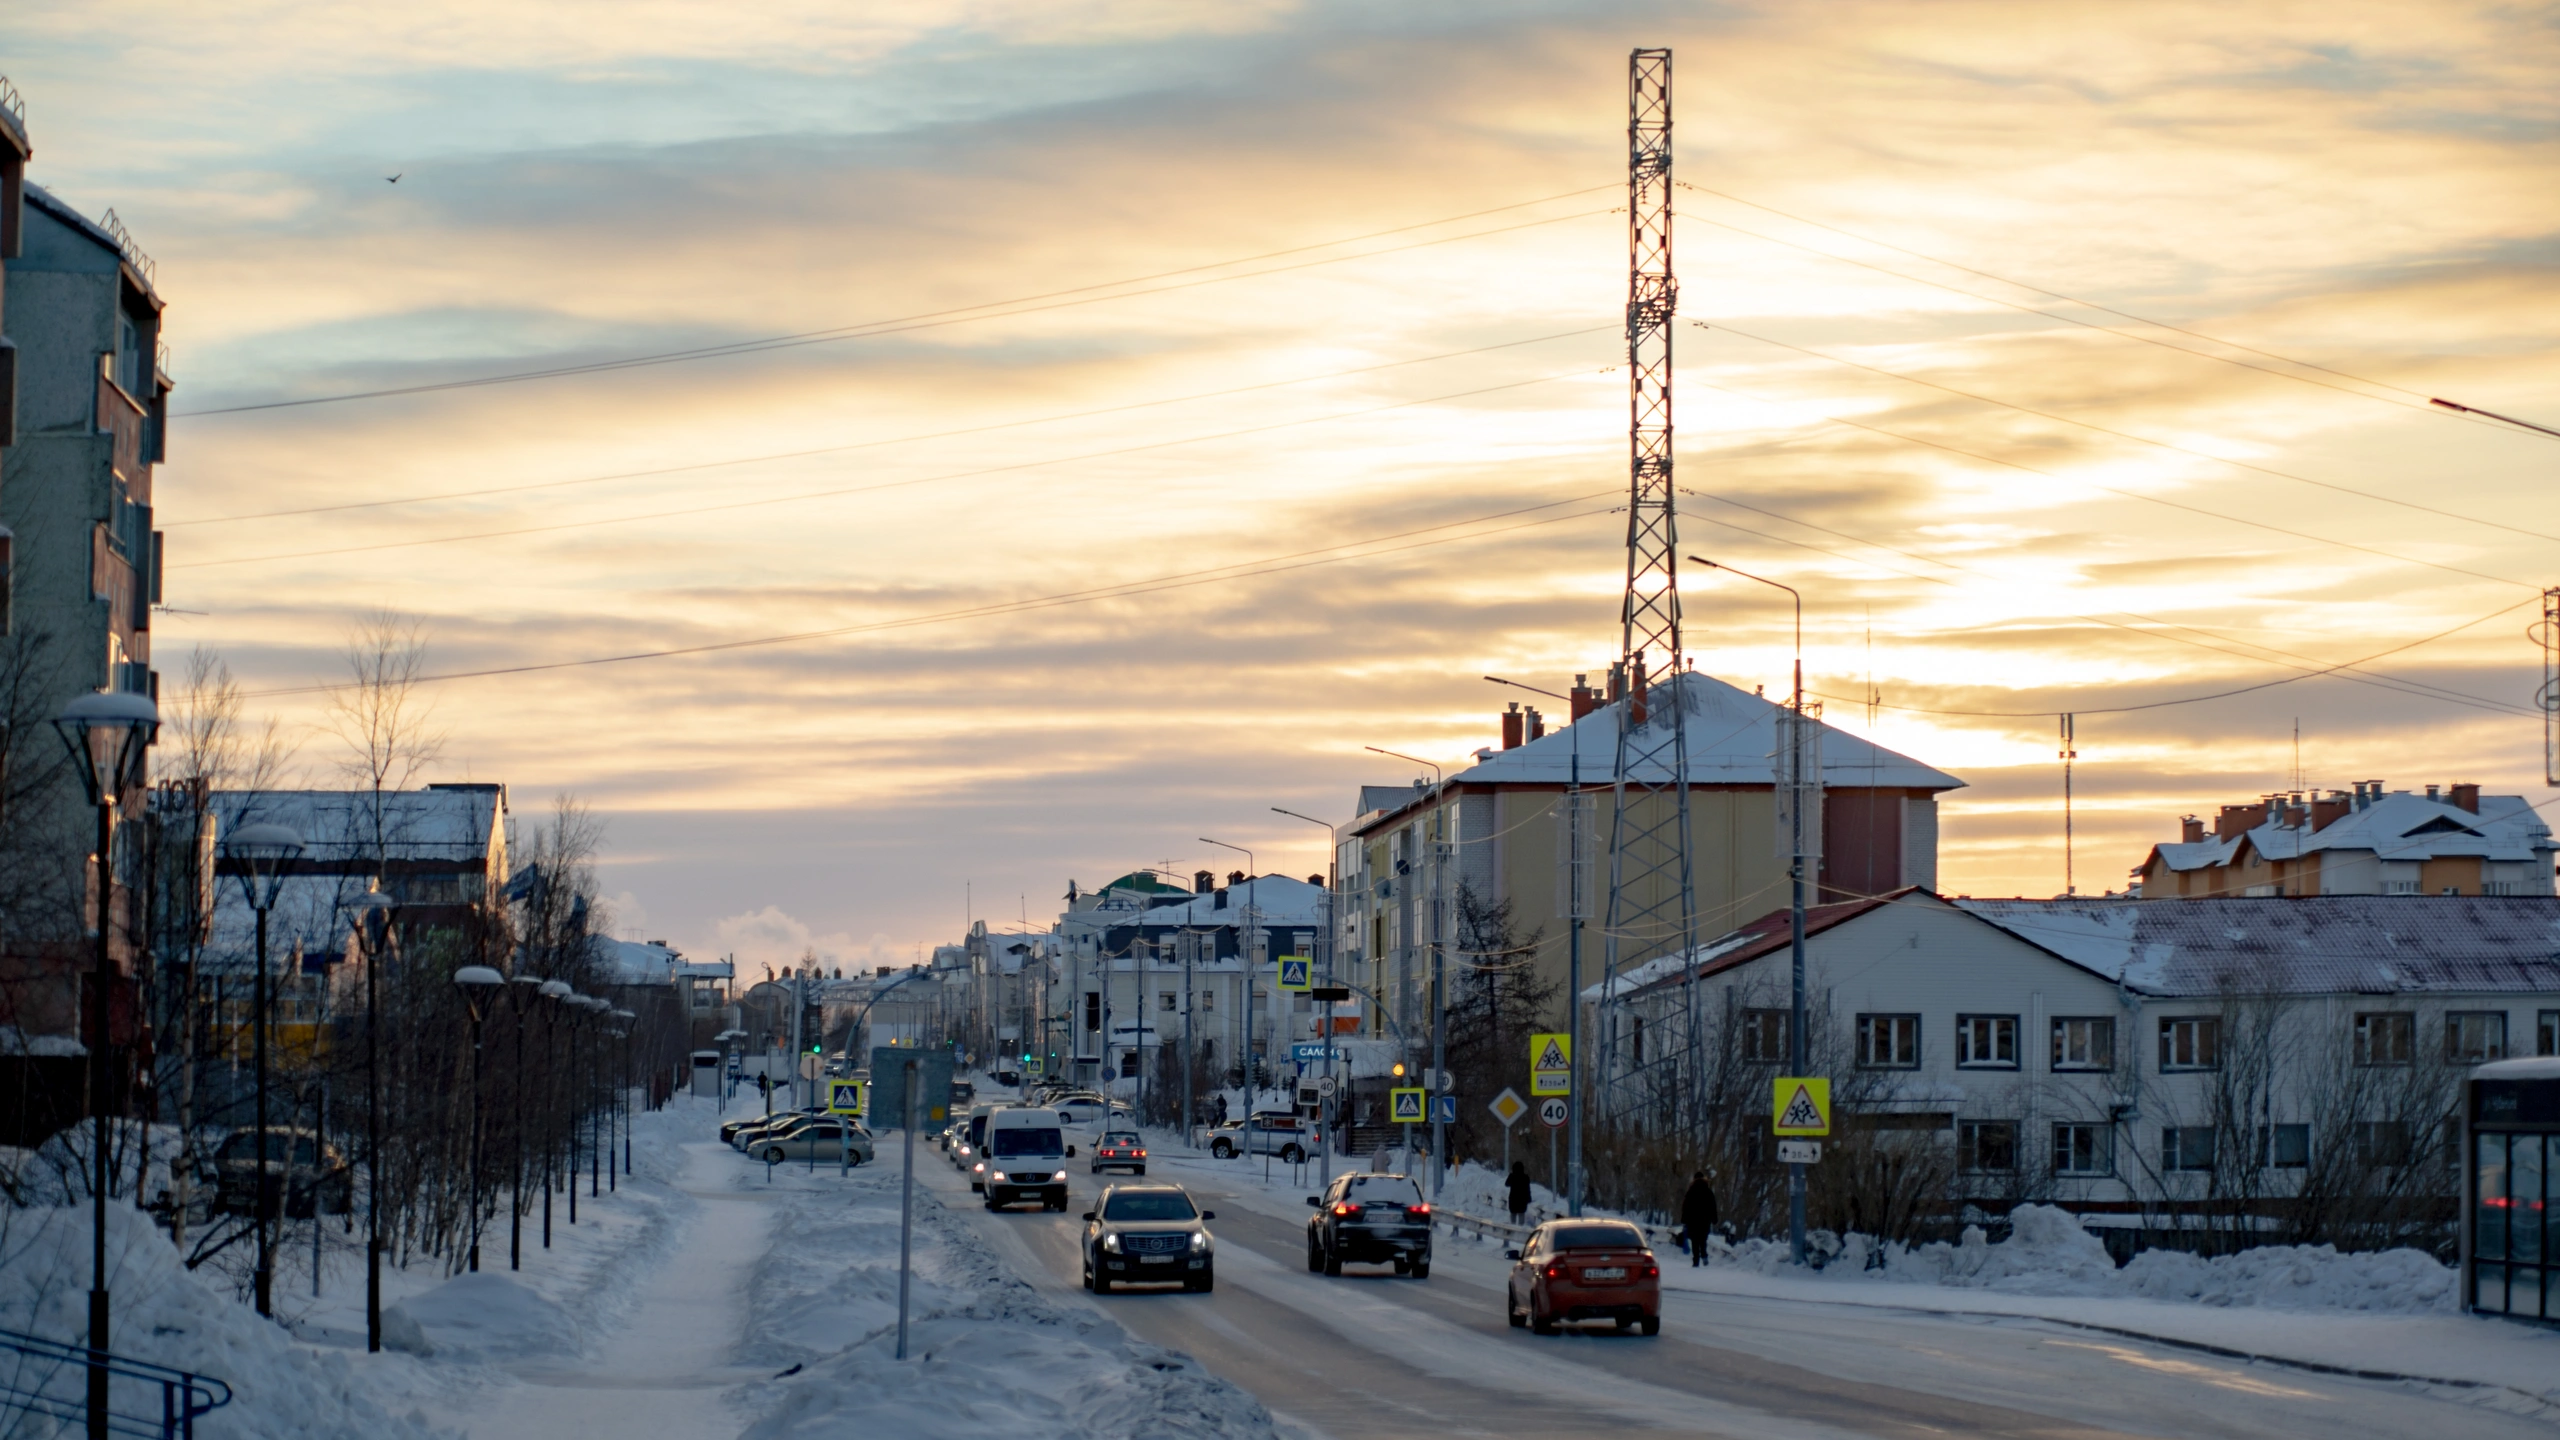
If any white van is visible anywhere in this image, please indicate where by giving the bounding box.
[981,1108,1072,1212]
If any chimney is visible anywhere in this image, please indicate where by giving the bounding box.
[2311,791,2349,831]
[2180,815,2204,844]
[1569,675,1601,722]
[2425,784,2440,801]
[1629,653,1649,728]
[1228,870,1246,887]
[2215,804,2262,840]
[1501,702,1524,750]
[1213,887,1228,911]
[1525,706,1545,741]
[1194,869,1215,894]
[2451,782,2480,813]
[1308,873,1324,886]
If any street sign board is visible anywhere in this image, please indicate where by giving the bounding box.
[1429,1095,1456,1125]
[1538,1097,1568,1128]
[799,1053,825,1080]
[1309,984,1352,1002]
[1317,1075,1339,1098]
[1776,1139,1822,1164]
[1023,1056,1044,1078]
[827,1079,864,1115]
[1276,957,1313,991]
[1529,1033,1572,1096]
[1388,1087,1426,1124]
[1290,1041,1333,1064]
[1772,1077,1832,1137]
[1489,1088,1527,1127]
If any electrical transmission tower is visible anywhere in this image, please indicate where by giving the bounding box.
[1599,47,1699,1130]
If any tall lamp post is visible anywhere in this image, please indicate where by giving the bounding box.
[52,690,158,1440]
[610,1010,635,1189]
[1693,555,1809,1265]
[1271,806,1339,1189]
[1362,746,1449,1197]
[222,820,303,1318]
[1487,674,1589,1215]
[1198,839,1257,1111]
[453,966,504,1271]
[351,888,398,1351]
[538,981,572,1243]
[505,976,542,1269]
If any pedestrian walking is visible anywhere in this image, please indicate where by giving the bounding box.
[1214,1092,1229,1125]
[1679,1169,1719,1267]
[1505,1162,1532,1226]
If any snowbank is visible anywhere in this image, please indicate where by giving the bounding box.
[380,1272,576,1359]
[0,1203,452,1439]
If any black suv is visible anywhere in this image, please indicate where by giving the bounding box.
[1082,1184,1217,1294]
[1305,1171,1431,1277]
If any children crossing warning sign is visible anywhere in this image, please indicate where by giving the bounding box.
[1771,1077,1831,1136]
[1389,1087,1427,1124]
[1529,1032,1572,1096]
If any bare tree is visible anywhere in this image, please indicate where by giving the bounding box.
[327,612,444,880]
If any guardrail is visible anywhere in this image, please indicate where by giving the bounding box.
[1433,1206,1682,1253]
[0,1324,232,1439]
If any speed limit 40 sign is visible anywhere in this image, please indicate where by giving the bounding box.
[1538,1097,1568,1128]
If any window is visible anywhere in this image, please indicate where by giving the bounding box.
[2162,1126,2217,1171]
[1158,991,1177,1012]
[2050,1017,2114,1072]
[1856,1013,1920,1069]
[1959,1120,2017,1173]
[2353,1012,2413,1067]
[1198,989,1214,1011]
[2053,1122,2113,1176]
[1956,1015,2019,1069]
[2158,1016,2220,1072]
[1631,1014,1646,1065]
[1741,1009,1789,1064]
[2446,1011,2508,1063]
[1083,993,1101,1031]
[2354,1121,2412,1167]
[2260,1124,2310,1169]
[2541,1010,2558,1057]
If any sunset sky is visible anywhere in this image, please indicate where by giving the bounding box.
[6,1,2555,972]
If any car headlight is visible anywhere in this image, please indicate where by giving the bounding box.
[1102,1233,1121,1253]
[1190,1231,1212,1252]
[973,1162,985,1173]
[1052,1171,1069,1182]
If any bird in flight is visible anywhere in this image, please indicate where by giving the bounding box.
[385,173,402,183]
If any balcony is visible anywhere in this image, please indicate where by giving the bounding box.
[95,361,144,480]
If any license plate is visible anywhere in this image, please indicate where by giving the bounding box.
[1141,1255,1176,1264]
[1583,1267,1626,1280]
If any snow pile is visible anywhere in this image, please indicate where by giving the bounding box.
[1718,1205,2457,1313]
[380,1272,576,1359]
[734,1152,1278,1440]
[0,1203,452,1439]
[4,1120,190,1209]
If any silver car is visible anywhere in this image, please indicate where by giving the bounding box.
[749,1117,874,1165]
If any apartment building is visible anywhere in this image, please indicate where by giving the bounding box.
[2135,781,2556,898]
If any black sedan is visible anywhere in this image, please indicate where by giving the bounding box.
[1082,1184,1217,1294]
[1306,1171,1431,1277]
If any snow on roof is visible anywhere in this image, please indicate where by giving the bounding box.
[212,787,504,863]
[2155,791,2553,872]
[1583,891,1913,1002]
[1125,875,1329,929]
[204,872,366,973]
[1956,896,2560,996]
[600,939,680,985]
[1380,673,1957,830]
[2473,1056,2560,1080]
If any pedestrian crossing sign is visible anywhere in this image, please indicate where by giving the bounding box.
[1529,1032,1572,1096]
[1389,1087,1426,1124]
[1771,1077,1831,1137]
[828,1079,864,1115]
[1277,956,1312,991]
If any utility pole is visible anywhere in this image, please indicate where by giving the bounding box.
[1429,815,1449,1200]
[1600,45,1695,1141]
[2060,713,2078,896]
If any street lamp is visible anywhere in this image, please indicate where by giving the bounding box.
[1692,554,1811,1265]
[51,689,156,1440]
[222,820,302,1318]
[538,981,572,1244]
[1271,806,1340,1188]
[351,888,397,1351]
[505,976,542,1269]
[453,965,505,1272]
[610,1009,636,1189]
[1487,673,1590,1215]
[1198,838,1258,1109]
[1359,748,1451,1196]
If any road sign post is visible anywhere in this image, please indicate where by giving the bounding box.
[1489,1088,1525,1172]
[1389,1086,1425,1167]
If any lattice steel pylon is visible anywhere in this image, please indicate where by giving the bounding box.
[1598,47,1699,1131]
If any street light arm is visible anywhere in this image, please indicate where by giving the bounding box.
[2431,396,2560,440]
[1362,746,1442,787]
[1690,555,1803,708]
[1484,675,1571,702]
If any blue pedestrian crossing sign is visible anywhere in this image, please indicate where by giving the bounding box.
[827,1079,864,1115]
[1429,1094,1456,1124]
[1388,1087,1426,1123]
[1276,956,1312,991]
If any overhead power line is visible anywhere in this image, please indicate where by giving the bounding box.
[174,367,1614,569]
[176,187,1617,418]
[171,326,1615,527]
[233,492,1621,699]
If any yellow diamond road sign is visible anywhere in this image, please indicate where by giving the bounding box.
[1276,957,1312,991]
[1488,1088,1528,1127]
[1529,1032,1572,1096]
[1389,1087,1427,1124]
[1772,1077,1831,1137]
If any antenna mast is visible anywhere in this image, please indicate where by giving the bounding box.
[1600,47,1698,1129]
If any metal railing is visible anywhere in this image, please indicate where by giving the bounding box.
[0,1325,231,1439]
[95,209,156,291]
[0,76,24,135]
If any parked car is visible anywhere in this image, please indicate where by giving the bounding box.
[1505,1219,1660,1335]
[1206,1113,1309,1162]
[982,1108,1073,1211]
[1089,1131,1147,1175]
[737,1113,833,1155]
[724,1106,825,1147]
[729,1108,826,1150]
[750,1118,875,1165]
[1305,1171,1431,1277]
[1081,1184,1216,1293]
[209,1127,352,1219]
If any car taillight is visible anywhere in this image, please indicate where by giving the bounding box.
[1332,1203,1356,1216]
[1407,1204,1431,1217]
[1643,1264,1660,1278]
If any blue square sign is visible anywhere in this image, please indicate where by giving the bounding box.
[1429,1094,1456,1124]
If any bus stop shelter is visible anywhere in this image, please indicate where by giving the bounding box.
[2463,1057,2560,1325]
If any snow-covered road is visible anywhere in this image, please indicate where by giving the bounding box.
[933,1145,2558,1440]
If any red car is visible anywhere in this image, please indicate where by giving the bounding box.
[1091,1130,1148,1175]
[1506,1219,1660,1335]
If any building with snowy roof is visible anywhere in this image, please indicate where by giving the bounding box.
[2134,781,2555,899]
[1593,889,2559,1244]
[1341,669,1962,1043]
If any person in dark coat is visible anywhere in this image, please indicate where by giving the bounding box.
[1679,1169,1719,1266]
[1505,1162,1533,1225]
